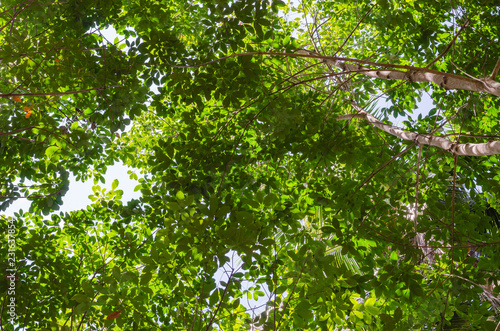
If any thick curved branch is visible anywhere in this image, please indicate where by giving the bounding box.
[159,50,500,96]
[296,49,500,96]
[491,57,500,80]
[337,111,500,156]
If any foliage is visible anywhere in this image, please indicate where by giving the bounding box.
[1,0,500,330]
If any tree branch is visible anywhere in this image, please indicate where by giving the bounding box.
[426,19,470,69]
[337,111,500,156]
[0,125,38,136]
[296,49,500,96]
[334,4,376,57]
[490,57,500,80]
[158,49,500,96]
[0,190,62,200]
[0,85,123,98]
[204,273,234,331]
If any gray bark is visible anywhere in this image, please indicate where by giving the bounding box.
[337,111,500,156]
[296,49,500,97]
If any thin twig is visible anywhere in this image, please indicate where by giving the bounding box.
[426,19,470,69]
[0,85,123,98]
[334,4,376,57]
[347,143,417,203]
[439,288,451,330]
[0,0,34,34]
[276,256,308,329]
[0,125,38,136]
[204,272,234,331]
[0,190,63,200]
[414,143,423,236]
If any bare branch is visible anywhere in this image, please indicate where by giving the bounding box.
[337,111,500,156]
[490,57,500,80]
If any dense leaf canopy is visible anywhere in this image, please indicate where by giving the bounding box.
[1,0,500,330]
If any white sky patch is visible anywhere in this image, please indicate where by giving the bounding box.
[4,163,142,217]
[213,250,271,318]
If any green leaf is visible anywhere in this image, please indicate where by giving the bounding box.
[364,298,379,315]
[140,272,152,285]
[380,313,394,325]
[71,294,89,303]
[74,302,91,315]
[394,307,403,322]
[45,146,59,158]
[296,301,313,320]
[353,310,363,319]
[176,190,185,200]
[409,281,424,297]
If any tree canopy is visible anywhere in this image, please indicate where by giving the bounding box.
[1,0,500,330]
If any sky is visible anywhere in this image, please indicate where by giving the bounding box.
[4,163,142,217]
